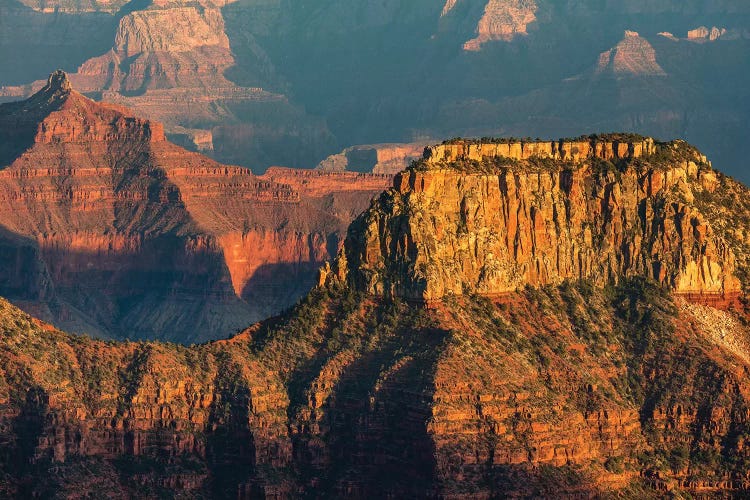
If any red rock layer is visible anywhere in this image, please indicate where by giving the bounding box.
[2,131,750,496]
[0,73,391,342]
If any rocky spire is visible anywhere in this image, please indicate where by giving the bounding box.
[44,70,73,94]
[0,70,78,166]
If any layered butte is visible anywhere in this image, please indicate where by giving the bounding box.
[336,136,741,303]
[2,132,750,496]
[0,72,390,342]
[462,0,539,50]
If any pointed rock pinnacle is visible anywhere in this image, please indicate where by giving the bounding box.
[46,70,72,93]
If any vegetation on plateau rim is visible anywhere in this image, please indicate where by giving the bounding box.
[441,132,652,145]
[414,134,708,174]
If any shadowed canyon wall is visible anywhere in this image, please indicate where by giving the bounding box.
[2,1,750,178]
[0,72,391,342]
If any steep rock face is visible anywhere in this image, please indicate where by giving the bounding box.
[463,0,538,51]
[75,4,234,92]
[425,135,662,163]
[2,137,750,497]
[0,74,390,342]
[0,298,293,497]
[338,137,740,303]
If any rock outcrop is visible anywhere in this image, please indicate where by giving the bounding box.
[463,0,538,51]
[596,31,667,77]
[688,26,727,41]
[72,3,237,93]
[2,232,750,495]
[336,137,740,303]
[441,0,459,17]
[0,73,390,342]
[685,26,750,41]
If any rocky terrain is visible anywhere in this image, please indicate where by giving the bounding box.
[0,72,391,343]
[461,0,539,51]
[2,1,749,177]
[252,0,750,177]
[1,135,750,496]
[0,0,334,170]
[595,31,667,77]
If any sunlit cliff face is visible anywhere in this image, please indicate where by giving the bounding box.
[337,137,741,302]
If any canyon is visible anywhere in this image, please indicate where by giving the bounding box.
[0,0,334,170]
[0,72,391,343]
[2,1,749,179]
[0,3,749,496]
[1,134,750,496]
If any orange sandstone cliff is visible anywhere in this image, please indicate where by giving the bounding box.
[335,136,739,303]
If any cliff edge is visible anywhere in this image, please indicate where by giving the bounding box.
[333,136,741,304]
